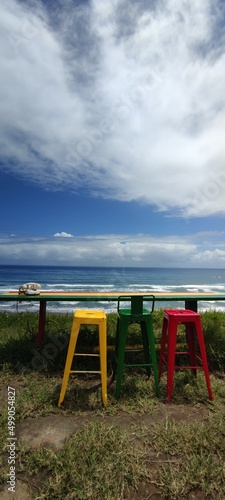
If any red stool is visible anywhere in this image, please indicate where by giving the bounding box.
[158,309,213,402]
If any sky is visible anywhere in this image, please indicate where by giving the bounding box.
[0,0,225,268]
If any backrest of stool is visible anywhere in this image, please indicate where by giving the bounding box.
[118,295,155,315]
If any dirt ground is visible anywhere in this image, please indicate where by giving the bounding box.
[1,400,209,500]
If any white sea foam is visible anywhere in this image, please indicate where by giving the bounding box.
[47,283,114,288]
[1,265,225,313]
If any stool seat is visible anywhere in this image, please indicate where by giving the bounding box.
[58,310,107,407]
[113,295,160,400]
[164,309,198,317]
[158,309,213,401]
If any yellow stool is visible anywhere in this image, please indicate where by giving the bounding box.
[58,310,107,407]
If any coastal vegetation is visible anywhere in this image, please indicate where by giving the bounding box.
[1,310,225,499]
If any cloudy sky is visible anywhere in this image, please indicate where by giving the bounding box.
[0,0,225,267]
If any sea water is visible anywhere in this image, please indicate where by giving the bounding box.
[0,265,225,314]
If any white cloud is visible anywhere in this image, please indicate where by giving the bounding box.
[193,249,225,263]
[0,231,225,268]
[54,232,73,238]
[0,0,225,216]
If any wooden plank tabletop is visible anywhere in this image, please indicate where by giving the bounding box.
[1,291,223,301]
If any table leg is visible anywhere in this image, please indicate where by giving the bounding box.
[38,300,46,348]
[185,300,198,312]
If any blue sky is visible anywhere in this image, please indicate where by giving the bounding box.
[0,0,225,267]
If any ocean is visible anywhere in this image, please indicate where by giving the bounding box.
[0,265,225,314]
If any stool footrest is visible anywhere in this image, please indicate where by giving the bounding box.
[161,353,204,363]
[124,362,153,368]
[173,366,204,370]
[74,353,100,357]
[70,370,101,375]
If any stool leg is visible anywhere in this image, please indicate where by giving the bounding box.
[145,319,161,397]
[195,317,213,401]
[115,317,128,400]
[158,317,168,380]
[58,317,80,407]
[112,318,120,383]
[99,319,107,407]
[140,320,151,377]
[167,317,177,402]
[186,323,197,376]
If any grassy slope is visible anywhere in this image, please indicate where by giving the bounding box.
[0,311,225,499]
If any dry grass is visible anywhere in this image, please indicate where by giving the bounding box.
[1,311,225,499]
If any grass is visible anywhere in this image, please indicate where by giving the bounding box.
[154,411,225,498]
[19,421,148,500]
[0,310,225,498]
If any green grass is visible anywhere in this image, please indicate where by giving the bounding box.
[155,412,225,498]
[1,310,225,498]
[201,311,225,371]
[19,421,149,499]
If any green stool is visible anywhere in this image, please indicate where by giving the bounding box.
[113,295,160,400]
